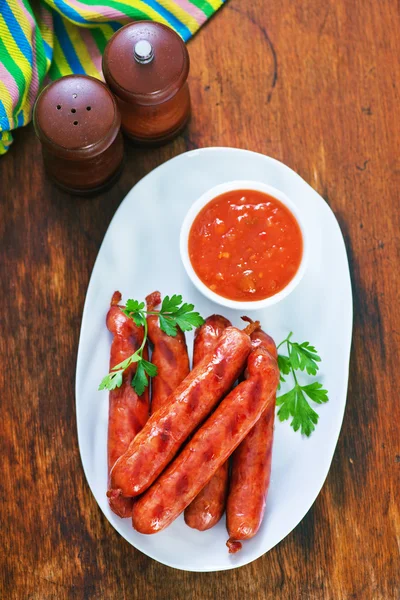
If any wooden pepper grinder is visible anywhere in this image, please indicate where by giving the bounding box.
[103,22,191,145]
[33,75,124,195]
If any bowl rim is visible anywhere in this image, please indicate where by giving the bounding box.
[179,179,309,310]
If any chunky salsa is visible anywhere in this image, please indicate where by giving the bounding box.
[188,189,303,302]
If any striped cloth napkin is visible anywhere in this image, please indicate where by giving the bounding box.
[0,0,225,155]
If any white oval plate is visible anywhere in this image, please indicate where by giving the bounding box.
[76,148,352,572]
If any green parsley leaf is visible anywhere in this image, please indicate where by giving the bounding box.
[122,300,146,326]
[174,302,194,314]
[276,334,328,436]
[161,294,183,314]
[98,369,124,391]
[132,313,146,327]
[278,354,291,375]
[141,359,158,378]
[123,299,145,315]
[112,353,141,372]
[100,293,204,395]
[276,387,296,421]
[158,296,205,335]
[278,354,291,379]
[276,385,319,437]
[289,341,321,376]
[277,354,292,389]
[159,315,178,336]
[131,361,149,396]
[301,382,329,404]
[174,311,204,332]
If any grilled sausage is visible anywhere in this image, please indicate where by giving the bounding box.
[226,324,278,553]
[131,344,279,534]
[105,291,150,517]
[184,315,231,531]
[192,315,232,366]
[109,326,252,499]
[146,291,190,413]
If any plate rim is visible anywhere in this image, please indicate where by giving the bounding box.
[75,147,353,572]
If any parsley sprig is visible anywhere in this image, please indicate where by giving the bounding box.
[276,333,328,436]
[99,295,204,396]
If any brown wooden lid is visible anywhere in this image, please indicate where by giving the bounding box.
[33,75,121,159]
[103,22,190,107]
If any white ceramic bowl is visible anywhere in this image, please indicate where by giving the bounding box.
[180,180,309,310]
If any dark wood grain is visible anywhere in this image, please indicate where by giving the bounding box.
[1,0,399,598]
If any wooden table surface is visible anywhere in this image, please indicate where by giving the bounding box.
[1,0,399,598]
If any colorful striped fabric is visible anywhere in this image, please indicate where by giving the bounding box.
[0,0,225,155]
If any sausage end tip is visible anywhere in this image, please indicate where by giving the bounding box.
[226,539,242,554]
[111,291,122,306]
[242,320,261,337]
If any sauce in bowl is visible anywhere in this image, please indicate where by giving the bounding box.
[188,189,303,302]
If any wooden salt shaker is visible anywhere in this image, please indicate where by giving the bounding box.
[33,75,123,195]
[103,22,191,145]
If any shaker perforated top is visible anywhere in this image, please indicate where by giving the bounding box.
[103,22,190,106]
[33,75,120,158]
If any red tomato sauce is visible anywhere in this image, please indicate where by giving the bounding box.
[188,189,303,301]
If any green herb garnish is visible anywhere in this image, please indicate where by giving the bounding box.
[276,333,329,436]
[99,295,204,395]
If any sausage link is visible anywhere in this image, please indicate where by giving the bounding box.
[106,292,150,517]
[110,326,252,499]
[184,461,229,531]
[247,325,278,359]
[192,315,232,366]
[226,326,277,553]
[184,315,231,531]
[131,345,279,534]
[146,291,190,414]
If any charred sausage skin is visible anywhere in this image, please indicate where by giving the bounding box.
[106,292,150,517]
[184,315,231,531]
[131,345,279,534]
[226,326,278,553]
[146,291,190,414]
[110,326,252,499]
